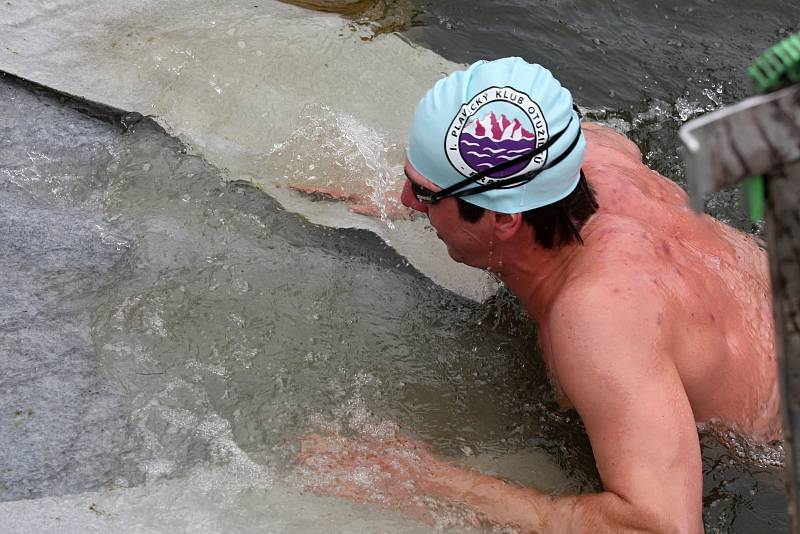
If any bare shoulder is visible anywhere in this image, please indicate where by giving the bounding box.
[546,266,704,532]
[581,122,643,161]
[581,123,692,211]
[548,265,665,362]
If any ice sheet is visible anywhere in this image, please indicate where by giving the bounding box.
[0,0,493,299]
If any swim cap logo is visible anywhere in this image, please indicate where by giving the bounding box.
[446,87,549,184]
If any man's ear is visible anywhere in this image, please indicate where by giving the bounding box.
[493,212,523,241]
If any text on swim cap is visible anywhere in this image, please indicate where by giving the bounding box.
[445,86,549,183]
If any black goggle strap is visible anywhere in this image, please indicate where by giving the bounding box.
[432,114,574,202]
[437,123,583,201]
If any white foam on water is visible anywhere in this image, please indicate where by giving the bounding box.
[261,103,406,229]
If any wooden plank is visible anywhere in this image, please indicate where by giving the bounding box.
[767,160,800,530]
[680,84,800,210]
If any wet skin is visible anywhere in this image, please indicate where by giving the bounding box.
[402,122,779,442]
[299,122,778,533]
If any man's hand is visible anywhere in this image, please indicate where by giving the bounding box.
[295,431,483,528]
[296,432,438,504]
[289,181,412,220]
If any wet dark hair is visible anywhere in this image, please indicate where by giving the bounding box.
[456,170,599,248]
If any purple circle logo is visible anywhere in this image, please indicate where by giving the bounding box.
[445,87,549,185]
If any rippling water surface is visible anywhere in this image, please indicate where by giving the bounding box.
[1,0,797,531]
[403,0,799,233]
[1,74,595,532]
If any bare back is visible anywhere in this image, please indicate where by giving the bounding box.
[548,123,779,441]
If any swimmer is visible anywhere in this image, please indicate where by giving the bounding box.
[298,57,779,533]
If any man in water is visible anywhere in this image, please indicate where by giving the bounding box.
[298,57,778,533]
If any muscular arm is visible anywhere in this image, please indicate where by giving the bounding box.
[418,462,672,534]
[416,285,703,533]
[554,284,702,532]
[297,285,703,533]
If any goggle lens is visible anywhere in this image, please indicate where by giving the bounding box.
[410,180,439,204]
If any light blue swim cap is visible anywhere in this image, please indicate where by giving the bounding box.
[407,57,585,213]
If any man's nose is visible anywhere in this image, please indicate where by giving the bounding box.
[400,180,429,214]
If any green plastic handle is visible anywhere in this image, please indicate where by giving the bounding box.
[745,32,800,223]
[744,176,764,223]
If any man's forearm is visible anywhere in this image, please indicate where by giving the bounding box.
[418,463,555,532]
[295,432,697,532]
[418,463,677,534]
